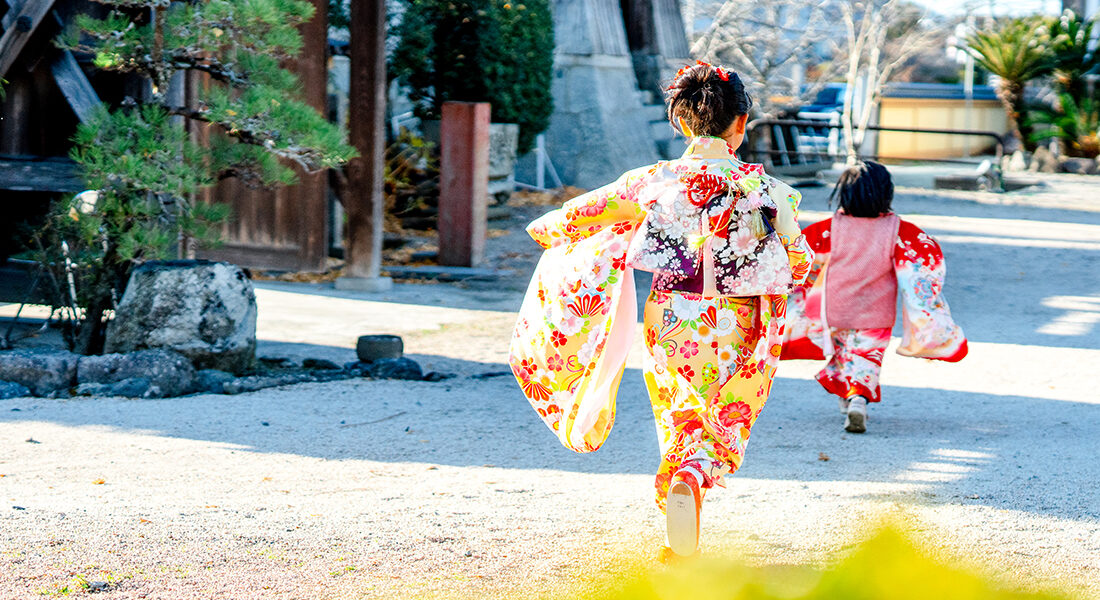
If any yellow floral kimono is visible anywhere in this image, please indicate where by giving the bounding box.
[510,137,813,508]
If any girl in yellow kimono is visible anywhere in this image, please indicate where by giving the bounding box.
[510,63,813,557]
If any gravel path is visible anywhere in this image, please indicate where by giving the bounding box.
[1,178,1099,599]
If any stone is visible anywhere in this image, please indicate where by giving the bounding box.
[934,175,993,192]
[119,377,157,398]
[77,349,196,398]
[105,260,257,374]
[356,335,404,362]
[195,369,235,394]
[488,123,519,205]
[366,357,423,380]
[302,358,341,370]
[1029,147,1058,173]
[74,377,152,398]
[223,373,314,395]
[0,380,31,399]
[75,382,111,396]
[0,349,79,396]
[259,356,297,369]
[1006,150,1029,172]
[1059,156,1098,175]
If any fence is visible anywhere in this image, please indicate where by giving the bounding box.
[744,118,1006,176]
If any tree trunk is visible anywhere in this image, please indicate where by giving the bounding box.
[997,80,1025,152]
[74,296,110,356]
[73,246,128,356]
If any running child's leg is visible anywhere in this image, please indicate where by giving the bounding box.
[815,327,891,404]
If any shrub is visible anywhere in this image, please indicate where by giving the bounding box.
[389,0,554,155]
[1029,93,1100,159]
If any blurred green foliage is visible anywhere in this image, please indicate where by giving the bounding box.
[570,527,1069,600]
[1028,93,1100,158]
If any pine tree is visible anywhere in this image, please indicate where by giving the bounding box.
[40,0,355,354]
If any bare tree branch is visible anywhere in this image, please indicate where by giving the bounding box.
[691,0,845,116]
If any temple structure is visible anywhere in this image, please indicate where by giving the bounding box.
[521,0,692,189]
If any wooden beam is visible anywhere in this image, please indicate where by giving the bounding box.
[293,0,329,272]
[49,50,101,123]
[0,157,82,192]
[1,0,24,31]
[337,0,390,287]
[0,1,101,122]
[0,0,55,79]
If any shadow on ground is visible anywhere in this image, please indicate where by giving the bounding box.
[5,350,1098,524]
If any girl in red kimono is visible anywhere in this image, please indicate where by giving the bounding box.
[781,161,967,433]
[510,63,813,558]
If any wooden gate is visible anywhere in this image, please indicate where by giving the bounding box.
[195,0,330,273]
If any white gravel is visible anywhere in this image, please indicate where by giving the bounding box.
[1,179,1099,599]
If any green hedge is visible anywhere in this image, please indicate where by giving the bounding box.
[390,0,554,155]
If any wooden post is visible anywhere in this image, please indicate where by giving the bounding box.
[336,0,392,291]
[438,101,490,267]
[295,0,330,272]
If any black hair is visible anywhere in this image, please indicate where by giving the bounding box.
[830,160,894,218]
[665,64,753,137]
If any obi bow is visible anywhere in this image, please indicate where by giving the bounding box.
[624,166,785,295]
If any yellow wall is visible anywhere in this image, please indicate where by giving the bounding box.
[876,98,1008,159]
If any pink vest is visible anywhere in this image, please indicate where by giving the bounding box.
[825,212,900,329]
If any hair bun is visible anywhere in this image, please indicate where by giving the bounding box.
[665,62,752,138]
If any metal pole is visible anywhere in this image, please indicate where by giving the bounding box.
[536,134,545,190]
[964,15,975,158]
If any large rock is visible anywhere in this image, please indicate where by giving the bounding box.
[77,349,196,398]
[366,357,423,380]
[0,350,79,396]
[105,261,257,373]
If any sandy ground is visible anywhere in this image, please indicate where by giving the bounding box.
[1,176,1100,599]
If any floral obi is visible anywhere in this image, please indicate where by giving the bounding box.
[624,164,795,297]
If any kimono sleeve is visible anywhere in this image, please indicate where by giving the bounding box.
[780,218,831,361]
[768,180,813,286]
[894,220,968,361]
[526,167,651,249]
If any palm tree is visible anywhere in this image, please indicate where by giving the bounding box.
[966,18,1055,151]
[1048,10,1099,99]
